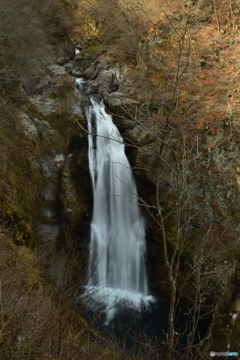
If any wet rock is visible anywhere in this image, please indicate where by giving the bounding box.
[85,80,99,94]
[61,157,85,227]
[39,154,59,200]
[61,133,91,228]
[71,68,84,78]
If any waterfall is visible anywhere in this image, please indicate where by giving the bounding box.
[84,98,154,323]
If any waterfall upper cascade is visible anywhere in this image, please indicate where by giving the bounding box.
[84,98,154,323]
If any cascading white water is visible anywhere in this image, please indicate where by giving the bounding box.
[84,98,154,323]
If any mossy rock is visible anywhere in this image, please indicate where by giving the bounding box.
[0,206,35,247]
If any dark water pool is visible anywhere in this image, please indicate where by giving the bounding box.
[80,298,212,359]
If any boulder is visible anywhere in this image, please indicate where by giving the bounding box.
[56,57,66,66]
[46,64,67,77]
[22,67,48,95]
[71,67,84,78]
[30,67,83,117]
[71,57,93,78]
[85,80,99,94]
[97,70,119,96]
[83,61,102,80]
[105,91,139,107]
[65,61,74,73]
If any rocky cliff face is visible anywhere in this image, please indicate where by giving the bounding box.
[68,41,240,353]
[0,41,92,287]
[2,15,240,353]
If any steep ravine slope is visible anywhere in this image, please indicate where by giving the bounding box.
[1,60,89,260]
[2,0,240,357]
[71,21,240,354]
[0,20,123,358]
[78,1,240,354]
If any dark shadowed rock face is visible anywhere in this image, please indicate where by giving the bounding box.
[0,51,91,286]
